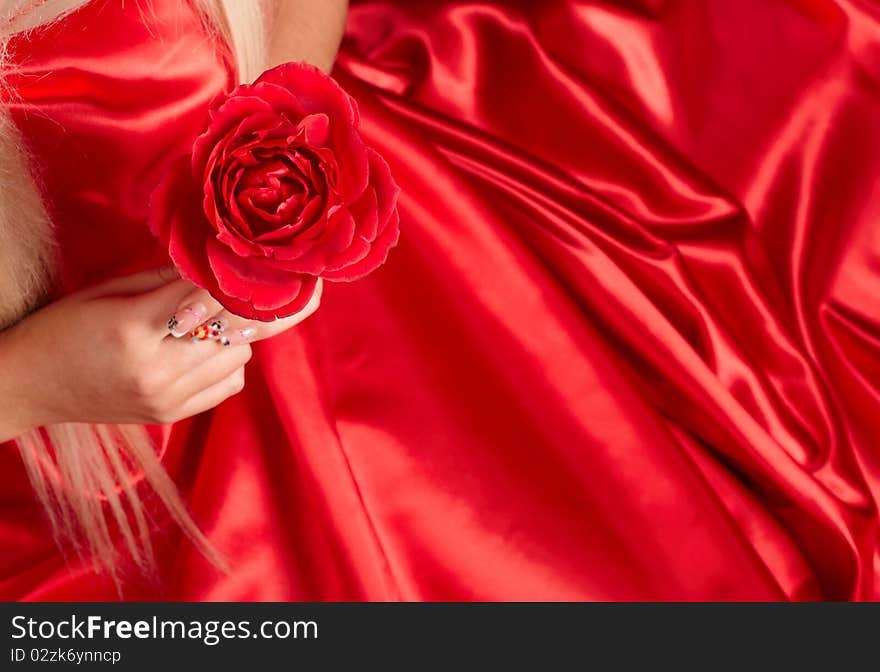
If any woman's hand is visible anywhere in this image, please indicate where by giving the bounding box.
[0,266,320,441]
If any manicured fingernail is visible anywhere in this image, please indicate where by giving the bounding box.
[168,302,207,338]
[190,318,228,343]
[221,327,257,346]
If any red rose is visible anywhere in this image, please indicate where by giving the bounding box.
[149,62,400,320]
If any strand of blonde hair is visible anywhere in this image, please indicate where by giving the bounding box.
[1,0,266,589]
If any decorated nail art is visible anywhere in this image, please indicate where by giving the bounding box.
[222,327,257,347]
[190,319,227,343]
[168,302,207,338]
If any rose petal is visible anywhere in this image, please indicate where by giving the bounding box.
[324,233,372,272]
[226,123,299,164]
[298,113,330,147]
[193,94,276,174]
[209,166,267,257]
[319,149,399,276]
[321,208,400,281]
[206,236,319,315]
[149,155,221,293]
[256,62,359,125]
[328,123,371,201]
[367,149,401,227]
[349,187,379,242]
[249,80,310,120]
[221,165,256,236]
[270,206,356,270]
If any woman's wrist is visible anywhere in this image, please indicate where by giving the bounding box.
[0,322,50,441]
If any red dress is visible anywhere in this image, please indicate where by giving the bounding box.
[1,0,879,600]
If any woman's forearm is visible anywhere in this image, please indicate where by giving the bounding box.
[268,0,349,73]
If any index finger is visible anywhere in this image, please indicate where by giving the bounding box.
[78,265,180,300]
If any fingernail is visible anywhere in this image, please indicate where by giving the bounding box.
[221,327,257,346]
[190,318,228,343]
[168,302,207,338]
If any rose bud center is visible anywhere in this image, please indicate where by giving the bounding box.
[231,148,330,238]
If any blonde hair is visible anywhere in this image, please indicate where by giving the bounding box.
[1,0,266,588]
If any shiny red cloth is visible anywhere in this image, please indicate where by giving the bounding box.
[1,0,879,600]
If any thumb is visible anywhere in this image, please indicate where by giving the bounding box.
[78,265,181,299]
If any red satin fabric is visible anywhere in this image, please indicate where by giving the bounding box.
[1,0,879,600]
